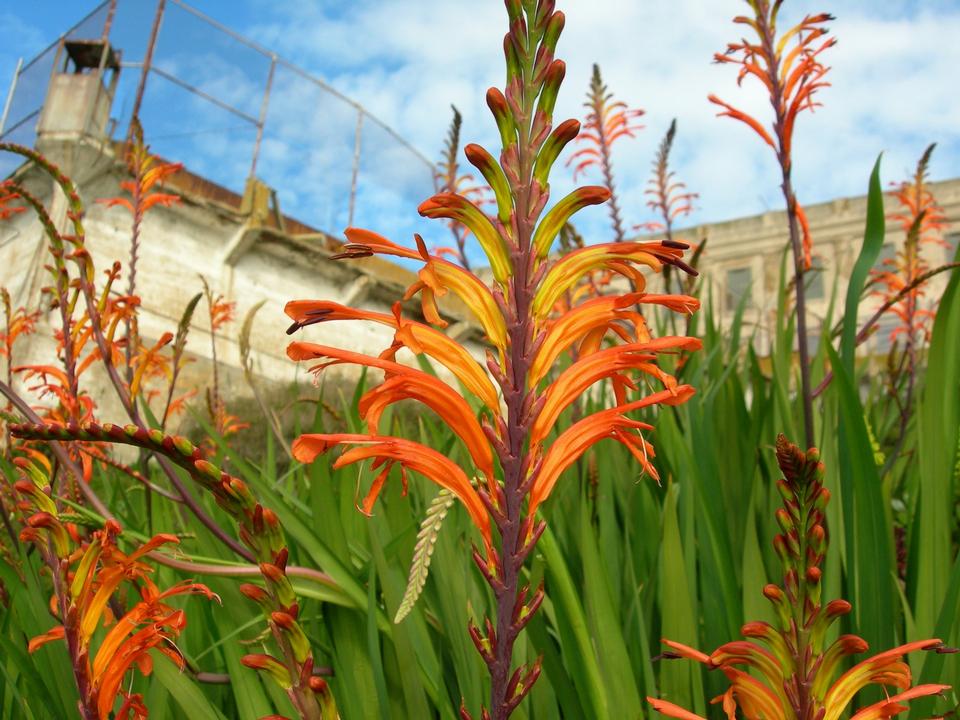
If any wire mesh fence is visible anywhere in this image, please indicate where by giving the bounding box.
[0,0,436,242]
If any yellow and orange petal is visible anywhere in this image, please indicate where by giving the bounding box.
[293,433,492,554]
[529,386,694,517]
[530,337,700,444]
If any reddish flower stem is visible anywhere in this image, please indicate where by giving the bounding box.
[4,144,251,561]
[757,14,816,449]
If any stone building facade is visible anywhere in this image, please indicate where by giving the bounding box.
[675,180,960,355]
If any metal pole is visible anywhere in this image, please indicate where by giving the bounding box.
[101,0,118,41]
[128,0,166,140]
[249,55,276,180]
[0,58,23,137]
[348,109,363,227]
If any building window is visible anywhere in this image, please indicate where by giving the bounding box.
[946,233,960,257]
[874,242,896,271]
[725,267,752,311]
[875,313,899,354]
[805,261,825,300]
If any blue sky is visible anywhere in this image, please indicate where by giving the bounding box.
[2,0,958,262]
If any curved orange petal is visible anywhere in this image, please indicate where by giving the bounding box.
[358,373,495,483]
[28,625,65,653]
[848,684,950,720]
[337,227,422,261]
[648,698,707,720]
[529,386,694,516]
[531,337,701,444]
[293,434,492,553]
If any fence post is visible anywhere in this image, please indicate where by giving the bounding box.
[0,58,23,137]
[348,108,364,227]
[128,0,166,140]
[249,54,276,180]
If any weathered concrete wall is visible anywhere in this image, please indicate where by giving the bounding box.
[0,134,483,432]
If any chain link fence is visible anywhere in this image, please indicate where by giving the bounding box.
[0,0,437,241]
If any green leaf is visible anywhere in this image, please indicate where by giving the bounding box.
[152,651,227,720]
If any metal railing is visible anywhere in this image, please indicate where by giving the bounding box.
[0,0,437,239]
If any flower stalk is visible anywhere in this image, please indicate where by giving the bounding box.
[648,435,951,720]
[10,420,332,720]
[287,2,700,717]
[709,2,835,448]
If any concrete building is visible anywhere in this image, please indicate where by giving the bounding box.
[668,179,960,355]
[0,34,480,428]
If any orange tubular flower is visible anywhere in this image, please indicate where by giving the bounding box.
[529,386,695,518]
[648,436,950,720]
[530,337,702,444]
[289,342,495,484]
[529,293,699,386]
[285,300,501,412]
[337,229,508,349]
[287,3,701,715]
[531,240,693,318]
[292,433,492,555]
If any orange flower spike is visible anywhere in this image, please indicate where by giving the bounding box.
[529,386,695,518]
[286,5,702,714]
[567,64,644,243]
[293,434,492,556]
[649,437,951,720]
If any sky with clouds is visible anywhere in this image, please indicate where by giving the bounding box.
[1,0,958,261]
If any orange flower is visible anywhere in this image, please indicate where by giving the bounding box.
[532,241,694,318]
[286,301,501,412]
[529,386,695,517]
[529,293,698,386]
[337,229,508,349]
[418,193,512,283]
[19,507,216,720]
[289,342,495,484]
[293,433,492,555]
[530,337,701,444]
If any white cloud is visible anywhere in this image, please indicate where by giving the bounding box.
[238,0,959,245]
